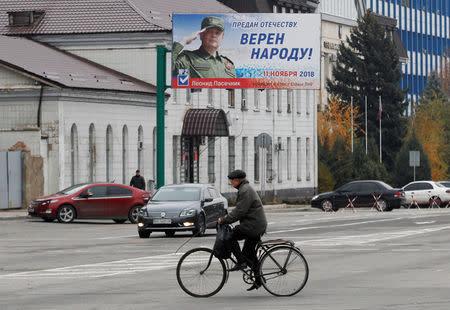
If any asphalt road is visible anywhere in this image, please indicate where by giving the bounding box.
[1,208,450,310]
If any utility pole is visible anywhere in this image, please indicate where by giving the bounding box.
[156,45,170,189]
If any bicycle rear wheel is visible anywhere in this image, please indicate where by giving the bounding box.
[176,247,226,297]
[259,245,309,296]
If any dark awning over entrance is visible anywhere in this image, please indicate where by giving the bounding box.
[182,108,229,136]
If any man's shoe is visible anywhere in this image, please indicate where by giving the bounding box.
[246,282,262,291]
[227,262,247,272]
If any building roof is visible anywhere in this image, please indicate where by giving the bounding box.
[0,35,156,93]
[0,0,235,35]
[218,0,319,13]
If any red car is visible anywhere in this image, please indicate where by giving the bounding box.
[28,183,150,223]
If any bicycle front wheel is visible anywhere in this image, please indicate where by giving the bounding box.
[176,247,226,297]
[259,245,309,296]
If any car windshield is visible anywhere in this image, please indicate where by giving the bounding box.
[56,184,89,195]
[151,187,201,201]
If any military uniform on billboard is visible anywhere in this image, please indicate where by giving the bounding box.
[172,42,236,78]
[172,16,236,79]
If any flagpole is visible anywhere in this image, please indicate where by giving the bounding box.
[365,96,367,155]
[379,96,382,163]
[351,96,354,153]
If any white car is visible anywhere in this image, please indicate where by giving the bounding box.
[402,181,450,207]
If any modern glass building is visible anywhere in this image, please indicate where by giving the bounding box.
[366,0,449,114]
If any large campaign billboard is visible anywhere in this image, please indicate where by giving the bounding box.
[172,13,321,89]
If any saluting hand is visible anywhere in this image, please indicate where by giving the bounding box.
[181,28,206,45]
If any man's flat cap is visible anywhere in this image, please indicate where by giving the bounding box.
[227,169,246,179]
[201,16,225,31]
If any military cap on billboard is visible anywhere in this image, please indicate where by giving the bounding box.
[201,16,225,31]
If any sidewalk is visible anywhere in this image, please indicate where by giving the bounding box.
[0,204,315,220]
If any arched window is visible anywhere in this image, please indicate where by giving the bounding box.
[70,123,78,185]
[152,127,157,180]
[138,125,144,171]
[88,123,95,182]
[106,125,113,182]
[122,125,128,184]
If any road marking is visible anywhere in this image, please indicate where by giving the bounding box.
[268,217,403,234]
[415,221,435,225]
[0,253,185,280]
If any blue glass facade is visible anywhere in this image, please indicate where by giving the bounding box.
[367,0,449,115]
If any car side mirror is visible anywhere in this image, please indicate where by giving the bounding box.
[80,192,93,198]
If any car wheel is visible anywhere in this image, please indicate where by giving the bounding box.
[128,205,141,224]
[321,199,334,212]
[113,219,127,224]
[377,198,391,212]
[138,230,151,238]
[429,197,441,207]
[165,231,175,237]
[57,205,76,223]
[42,217,54,222]
[193,214,206,237]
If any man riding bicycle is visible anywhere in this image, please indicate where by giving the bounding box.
[218,169,267,291]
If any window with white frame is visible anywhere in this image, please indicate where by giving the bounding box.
[228,136,235,172]
[241,89,248,110]
[254,90,260,111]
[297,137,301,181]
[172,136,180,184]
[70,123,78,186]
[138,125,144,171]
[186,89,191,105]
[228,89,235,108]
[266,89,272,111]
[254,137,259,182]
[122,125,128,184]
[296,90,301,114]
[277,137,282,183]
[106,125,113,182]
[88,123,95,182]
[277,90,282,113]
[306,90,311,116]
[266,141,272,183]
[306,137,311,181]
[287,137,291,180]
[287,90,293,113]
[208,137,215,183]
[242,137,248,173]
[207,89,214,107]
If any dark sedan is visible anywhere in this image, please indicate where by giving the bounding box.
[137,184,228,238]
[311,180,404,212]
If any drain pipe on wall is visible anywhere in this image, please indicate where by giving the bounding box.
[37,84,44,128]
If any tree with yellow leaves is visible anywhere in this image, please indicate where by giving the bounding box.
[318,96,362,150]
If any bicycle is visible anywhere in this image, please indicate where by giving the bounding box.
[176,238,309,297]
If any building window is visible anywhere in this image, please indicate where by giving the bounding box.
[106,125,113,182]
[305,90,310,115]
[277,90,282,113]
[254,137,259,182]
[8,11,44,26]
[297,138,301,181]
[287,137,291,180]
[228,136,235,172]
[152,127,156,180]
[306,137,311,181]
[138,125,144,171]
[277,137,282,183]
[242,137,248,173]
[287,90,293,113]
[186,89,191,104]
[70,123,78,186]
[208,137,215,183]
[241,89,248,111]
[122,125,128,184]
[266,89,272,111]
[296,90,301,115]
[172,88,177,104]
[88,123,95,182]
[266,140,273,183]
[254,90,260,111]
[228,89,235,108]
[173,135,180,184]
[207,89,214,107]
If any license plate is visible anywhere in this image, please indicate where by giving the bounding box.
[153,218,171,224]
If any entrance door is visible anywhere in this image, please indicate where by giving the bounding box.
[181,136,200,183]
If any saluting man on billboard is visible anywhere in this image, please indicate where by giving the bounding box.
[172,16,236,79]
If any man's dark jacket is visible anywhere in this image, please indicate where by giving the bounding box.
[220,180,267,238]
[130,175,145,190]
